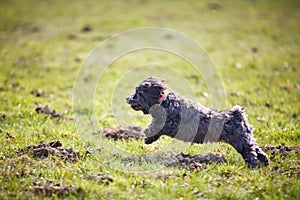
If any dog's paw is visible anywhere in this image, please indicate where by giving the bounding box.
[256,148,269,166]
[144,135,160,144]
[144,137,153,144]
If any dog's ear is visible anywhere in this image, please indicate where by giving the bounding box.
[141,76,167,90]
[149,76,165,83]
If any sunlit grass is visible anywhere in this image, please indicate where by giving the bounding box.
[0,0,299,199]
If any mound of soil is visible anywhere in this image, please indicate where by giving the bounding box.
[85,173,114,185]
[167,153,226,170]
[261,144,299,157]
[102,126,145,141]
[28,184,77,197]
[35,104,72,120]
[122,153,226,171]
[22,141,80,162]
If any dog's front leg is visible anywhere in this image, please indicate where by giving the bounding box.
[144,105,167,144]
[144,134,161,144]
[144,120,162,144]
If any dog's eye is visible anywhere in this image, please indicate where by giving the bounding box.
[135,89,142,95]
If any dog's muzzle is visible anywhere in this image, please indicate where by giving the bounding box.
[126,95,142,110]
[126,95,132,104]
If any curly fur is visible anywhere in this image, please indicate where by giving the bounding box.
[126,76,269,167]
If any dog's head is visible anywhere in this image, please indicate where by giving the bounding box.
[126,76,167,114]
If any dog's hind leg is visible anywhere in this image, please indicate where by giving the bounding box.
[223,132,269,167]
[244,135,269,166]
[230,136,258,167]
[221,106,269,167]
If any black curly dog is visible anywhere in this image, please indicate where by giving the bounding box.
[126,77,269,167]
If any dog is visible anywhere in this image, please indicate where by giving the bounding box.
[126,76,269,167]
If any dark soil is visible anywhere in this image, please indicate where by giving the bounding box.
[102,126,145,141]
[81,25,92,32]
[35,104,72,120]
[28,184,78,197]
[85,173,114,185]
[0,113,6,119]
[122,153,226,171]
[21,141,80,162]
[31,89,44,97]
[167,153,226,170]
[261,144,299,157]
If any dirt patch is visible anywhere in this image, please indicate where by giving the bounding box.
[102,126,145,141]
[261,144,299,157]
[31,89,45,97]
[85,173,114,185]
[21,141,80,162]
[122,153,226,171]
[81,25,92,32]
[0,113,6,119]
[167,153,226,170]
[121,155,166,165]
[35,104,72,120]
[28,184,78,197]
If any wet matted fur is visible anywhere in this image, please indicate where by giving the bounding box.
[126,76,269,167]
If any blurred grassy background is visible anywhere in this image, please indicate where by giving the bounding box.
[0,0,299,199]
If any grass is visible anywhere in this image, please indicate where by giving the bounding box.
[0,0,299,199]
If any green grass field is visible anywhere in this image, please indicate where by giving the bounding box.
[0,0,299,199]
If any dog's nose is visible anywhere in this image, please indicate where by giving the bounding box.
[126,96,131,103]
